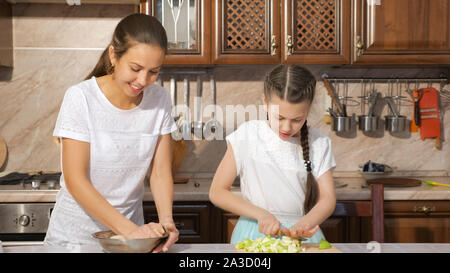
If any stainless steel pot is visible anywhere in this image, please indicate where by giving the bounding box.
[384,97,407,133]
[385,115,407,132]
[358,115,379,131]
[332,116,353,132]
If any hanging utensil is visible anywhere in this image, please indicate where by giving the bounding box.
[418,87,441,149]
[180,76,191,140]
[203,73,223,140]
[322,75,345,117]
[191,75,204,139]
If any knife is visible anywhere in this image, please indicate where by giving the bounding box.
[277,230,308,241]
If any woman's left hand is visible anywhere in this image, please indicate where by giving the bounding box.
[281,223,319,239]
[152,221,179,253]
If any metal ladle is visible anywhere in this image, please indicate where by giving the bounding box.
[191,75,205,139]
[203,74,223,140]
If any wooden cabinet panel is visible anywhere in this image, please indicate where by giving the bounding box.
[361,201,450,243]
[221,212,239,243]
[0,0,13,67]
[320,217,347,243]
[143,201,211,243]
[353,0,450,64]
[282,0,351,64]
[212,0,281,64]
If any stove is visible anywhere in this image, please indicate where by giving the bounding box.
[0,171,61,241]
[0,171,61,190]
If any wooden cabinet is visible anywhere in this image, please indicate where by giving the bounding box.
[5,0,139,4]
[212,0,281,64]
[141,0,450,65]
[282,0,351,64]
[352,0,450,64]
[221,212,239,243]
[144,0,211,65]
[361,201,450,243]
[0,0,13,68]
[217,200,450,244]
[143,201,214,243]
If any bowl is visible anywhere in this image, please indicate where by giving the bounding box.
[92,230,168,253]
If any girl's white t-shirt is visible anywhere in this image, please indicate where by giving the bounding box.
[45,77,177,247]
[226,120,336,224]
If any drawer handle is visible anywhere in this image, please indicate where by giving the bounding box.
[174,221,185,228]
[414,206,436,215]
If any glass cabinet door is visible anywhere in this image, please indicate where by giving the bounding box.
[143,0,211,64]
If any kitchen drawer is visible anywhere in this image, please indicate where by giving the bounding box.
[143,202,211,243]
[360,201,450,243]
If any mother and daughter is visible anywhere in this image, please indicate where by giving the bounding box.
[46,13,336,251]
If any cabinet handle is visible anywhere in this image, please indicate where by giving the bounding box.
[413,206,436,215]
[356,35,364,57]
[174,221,185,228]
[286,35,294,56]
[271,35,278,56]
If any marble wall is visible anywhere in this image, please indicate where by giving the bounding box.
[0,3,449,176]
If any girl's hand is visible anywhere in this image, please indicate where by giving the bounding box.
[126,222,166,239]
[152,221,179,253]
[282,223,319,238]
[257,211,281,236]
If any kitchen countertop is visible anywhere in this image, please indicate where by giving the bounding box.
[1,241,450,253]
[1,172,449,203]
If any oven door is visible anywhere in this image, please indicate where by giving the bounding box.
[0,203,54,241]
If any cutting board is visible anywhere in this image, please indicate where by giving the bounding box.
[235,243,341,253]
[366,177,421,187]
[172,139,189,184]
[0,136,7,169]
[418,88,441,142]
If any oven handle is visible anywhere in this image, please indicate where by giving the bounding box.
[1,241,44,247]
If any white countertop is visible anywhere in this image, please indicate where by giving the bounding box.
[1,175,449,203]
[1,241,450,253]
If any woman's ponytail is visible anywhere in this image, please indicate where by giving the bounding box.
[85,47,114,80]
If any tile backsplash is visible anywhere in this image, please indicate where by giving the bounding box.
[0,4,449,175]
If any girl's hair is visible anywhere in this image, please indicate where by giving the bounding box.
[264,65,318,215]
[86,13,168,80]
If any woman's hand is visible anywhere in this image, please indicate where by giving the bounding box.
[281,222,319,238]
[257,211,281,236]
[152,221,179,253]
[126,222,165,240]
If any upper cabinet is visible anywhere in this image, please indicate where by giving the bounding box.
[282,0,351,64]
[6,0,139,4]
[212,0,281,64]
[352,0,450,64]
[0,0,13,68]
[144,0,211,65]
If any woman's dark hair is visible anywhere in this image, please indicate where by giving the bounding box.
[86,13,168,80]
[264,64,318,215]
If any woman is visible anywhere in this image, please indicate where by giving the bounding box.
[44,14,179,252]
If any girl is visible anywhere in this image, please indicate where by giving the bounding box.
[44,14,179,252]
[209,65,336,244]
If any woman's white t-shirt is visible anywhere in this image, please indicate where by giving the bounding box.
[44,77,177,247]
[226,120,336,224]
